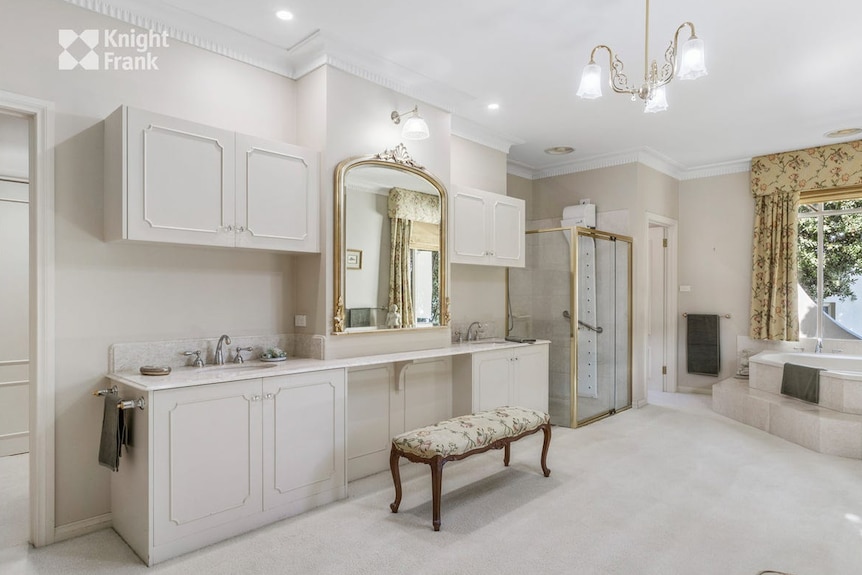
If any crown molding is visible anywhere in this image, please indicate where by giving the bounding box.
[451,116,524,154]
[64,0,295,76]
[508,148,752,181]
[677,159,752,180]
[506,160,536,180]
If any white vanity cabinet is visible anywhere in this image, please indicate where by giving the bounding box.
[453,343,549,414]
[113,368,345,566]
[104,106,319,252]
[450,185,525,267]
[347,357,452,481]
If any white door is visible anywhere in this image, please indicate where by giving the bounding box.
[126,107,236,247]
[153,379,262,546]
[235,134,319,252]
[489,196,525,267]
[648,226,666,391]
[450,188,488,263]
[512,344,549,413]
[473,348,513,411]
[262,369,345,510]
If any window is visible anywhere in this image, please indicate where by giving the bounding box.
[798,196,862,339]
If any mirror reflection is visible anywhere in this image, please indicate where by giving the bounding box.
[334,146,448,333]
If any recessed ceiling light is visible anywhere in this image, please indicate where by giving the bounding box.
[544,146,575,155]
[825,128,862,138]
[487,103,500,111]
[275,10,294,21]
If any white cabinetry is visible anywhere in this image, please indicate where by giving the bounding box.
[450,185,525,267]
[104,106,319,252]
[347,358,452,481]
[453,343,549,414]
[115,368,345,566]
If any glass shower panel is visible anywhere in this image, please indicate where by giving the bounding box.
[575,230,632,426]
[507,229,574,427]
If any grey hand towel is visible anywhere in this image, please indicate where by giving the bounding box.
[686,314,720,376]
[781,363,822,404]
[98,392,126,472]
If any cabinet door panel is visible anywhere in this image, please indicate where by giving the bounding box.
[450,191,488,263]
[263,369,345,510]
[153,379,261,546]
[403,358,452,431]
[513,344,550,413]
[236,135,319,252]
[127,108,235,246]
[491,197,525,267]
[346,365,395,480]
[473,349,513,412]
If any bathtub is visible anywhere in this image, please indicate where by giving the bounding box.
[749,351,862,415]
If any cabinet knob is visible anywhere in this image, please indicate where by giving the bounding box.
[264,393,274,400]
[236,225,246,233]
[251,394,261,402]
[222,224,233,232]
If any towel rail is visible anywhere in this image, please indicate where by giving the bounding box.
[682,313,731,319]
[93,385,146,410]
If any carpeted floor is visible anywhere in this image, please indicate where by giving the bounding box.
[1,391,861,574]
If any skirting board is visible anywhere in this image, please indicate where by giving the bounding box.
[678,385,713,395]
[54,512,112,543]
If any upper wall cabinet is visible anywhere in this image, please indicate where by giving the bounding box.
[104,106,319,253]
[449,185,525,267]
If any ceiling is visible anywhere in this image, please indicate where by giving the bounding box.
[74,0,862,179]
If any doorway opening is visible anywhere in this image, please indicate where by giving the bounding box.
[0,90,55,549]
[646,213,678,399]
[0,110,30,549]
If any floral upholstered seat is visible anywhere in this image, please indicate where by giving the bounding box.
[392,406,550,459]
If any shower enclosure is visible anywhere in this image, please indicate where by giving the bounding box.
[507,227,632,427]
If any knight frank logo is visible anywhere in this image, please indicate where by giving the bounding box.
[58,28,170,71]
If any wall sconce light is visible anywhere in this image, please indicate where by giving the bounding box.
[390,105,430,140]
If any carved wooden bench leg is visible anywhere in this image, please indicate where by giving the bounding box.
[503,441,511,467]
[430,455,445,531]
[389,444,402,513]
[540,423,552,477]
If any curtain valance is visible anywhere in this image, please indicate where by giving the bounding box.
[751,140,862,197]
[388,187,440,224]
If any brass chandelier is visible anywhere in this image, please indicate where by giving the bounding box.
[575,0,707,113]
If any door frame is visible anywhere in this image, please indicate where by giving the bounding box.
[645,213,678,394]
[0,90,55,547]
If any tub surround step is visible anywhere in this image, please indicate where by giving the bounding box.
[713,378,862,459]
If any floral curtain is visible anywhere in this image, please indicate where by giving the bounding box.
[748,140,862,340]
[387,188,440,329]
[389,218,413,328]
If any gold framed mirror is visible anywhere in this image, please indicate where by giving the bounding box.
[333,144,449,334]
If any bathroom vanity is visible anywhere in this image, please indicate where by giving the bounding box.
[106,339,548,565]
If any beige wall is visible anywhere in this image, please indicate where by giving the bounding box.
[1,0,298,527]
[678,171,753,390]
[449,136,509,335]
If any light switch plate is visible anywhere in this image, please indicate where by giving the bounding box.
[294,314,307,327]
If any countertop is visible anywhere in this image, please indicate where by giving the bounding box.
[107,339,550,392]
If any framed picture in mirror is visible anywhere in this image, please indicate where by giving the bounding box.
[346,249,362,270]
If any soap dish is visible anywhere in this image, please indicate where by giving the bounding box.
[140,366,172,376]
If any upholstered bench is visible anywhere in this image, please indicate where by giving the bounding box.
[389,406,551,531]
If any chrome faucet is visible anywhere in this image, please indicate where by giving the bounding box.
[215,334,232,365]
[466,321,482,341]
[814,338,823,353]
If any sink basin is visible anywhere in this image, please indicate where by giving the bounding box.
[203,362,278,371]
[464,338,508,345]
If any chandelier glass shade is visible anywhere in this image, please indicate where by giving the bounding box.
[576,0,707,112]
